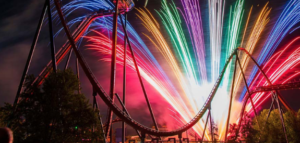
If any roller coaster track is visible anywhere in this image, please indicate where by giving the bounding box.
[62,45,291,137]
[73,46,235,137]
[252,82,300,94]
[29,11,114,89]
[13,0,295,141]
[26,7,234,135]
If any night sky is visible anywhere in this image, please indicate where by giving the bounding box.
[0,0,299,134]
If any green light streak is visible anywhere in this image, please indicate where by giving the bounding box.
[223,0,244,90]
[156,0,198,84]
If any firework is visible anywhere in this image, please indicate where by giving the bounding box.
[235,3,271,100]
[54,0,300,141]
[242,0,300,101]
[208,0,225,83]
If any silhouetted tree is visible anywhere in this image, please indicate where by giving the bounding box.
[0,69,103,142]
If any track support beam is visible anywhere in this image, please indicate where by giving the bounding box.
[265,94,275,125]
[119,7,160,135]
[10,0,48,127]
[238,48,292,111]
[115,93,141,138]
[76,58,80,94]
[183,138,189,143]
[274,92,289,143]
[122,12,127,143]
[141,132,146,143]
[93,87,106,142]
[178,133,183,143]
[47,0,57,73]
[236,53,260,128]
[225,55,237,142]
[209,107,214,142]
[106,0,120,138]
[64,48,73,70]
[201,110,210,143]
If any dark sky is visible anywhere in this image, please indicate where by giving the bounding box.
[0,0,299,133]
[0,0,46,104]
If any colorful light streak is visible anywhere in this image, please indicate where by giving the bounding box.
[154,0,209,123]
[84,30,204,136]
[208,0,225,83]
[234,3,271,101]
[241,0,300,101]
[135,8,194,115]
[156,0,198,85]
[135,8,187,96]
[213,0,244,139]
[134,8,218,140]
[54,0,300,141]
[222,0,244,89]
[179,0,207,83]
[244,36,300,116]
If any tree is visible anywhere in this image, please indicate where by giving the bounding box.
[228,109,300,143]
[240,114,256,142]
[227,123,238,143]
[0,102,25,142]
[296,110,300,136]
[251,109,300,143]
[0,69,103,142]
[227,113,256,143]
[0,103,9,127]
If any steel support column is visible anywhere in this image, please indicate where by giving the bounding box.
[201,110,210,143]
[121,12,127,143]
[13,0,48,108]
[225,55,237,142]
[235,94,249,140]
[76,58,80,94]
[183,138,189,143]
[115,94,129,116]
[92,87,106,142]
[186,130,188,140]
[106,0,120,137]
[257,93,276,143]
[141,132,146,143]
[92,89,96,133]
[235,54,258,139]
[265,94,275,125]
[64,48,73,70]
[10,1,48,127]
[236,54,260,128]
[274,92,289,143]
[119,7,160,133]
[209,108,214,142]
[115,93,141,138]
[178,133,183,143]
[47,0,57,73]
[110,126,113,143]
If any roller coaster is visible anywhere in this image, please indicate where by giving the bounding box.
[11,0,299,142]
